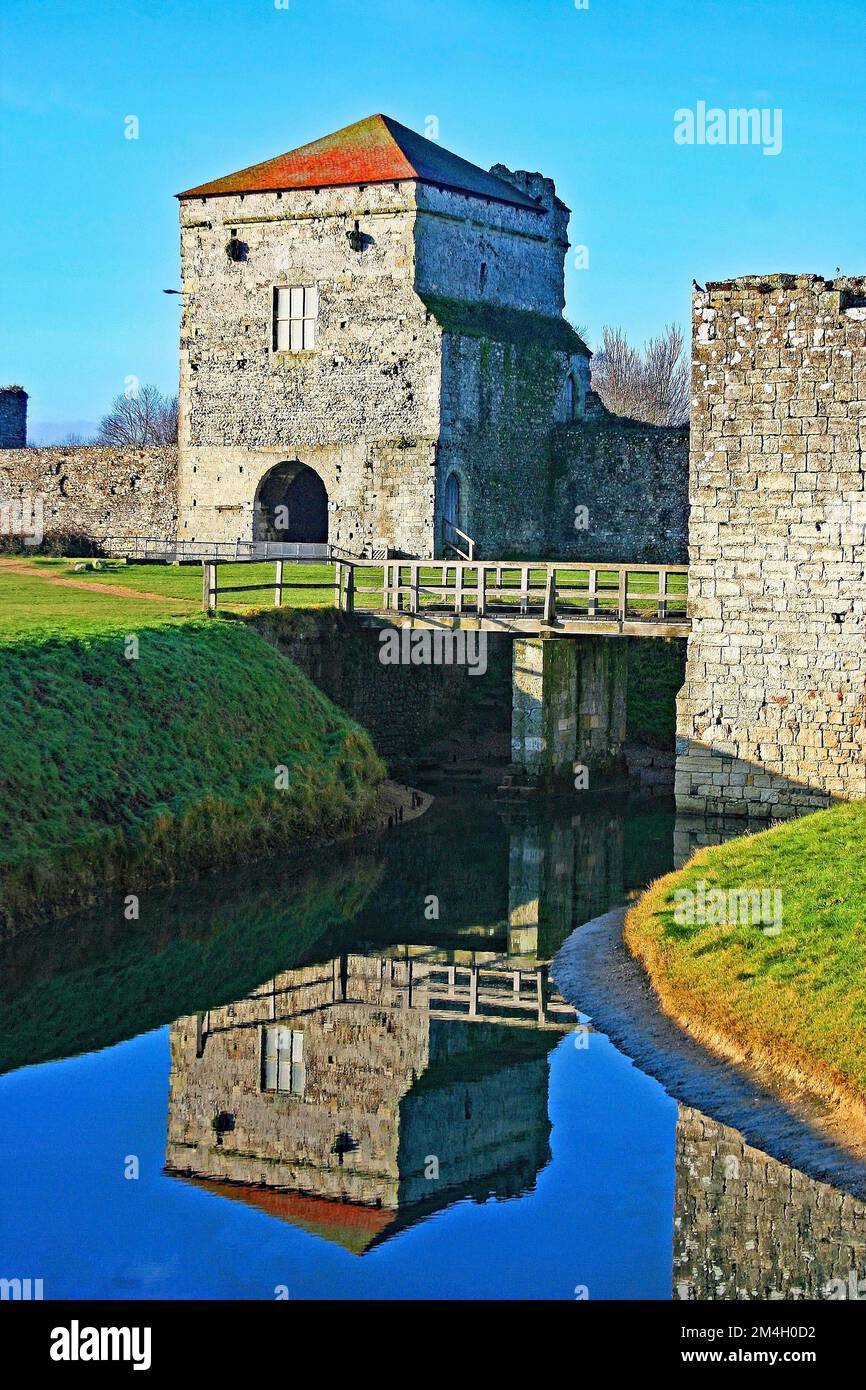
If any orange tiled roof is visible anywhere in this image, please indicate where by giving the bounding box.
[177,113,541,210]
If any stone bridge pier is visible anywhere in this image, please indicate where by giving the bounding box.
[509,635,628,787]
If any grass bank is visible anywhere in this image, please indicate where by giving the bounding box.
[625,802,866,1134]
[0,617,386,933]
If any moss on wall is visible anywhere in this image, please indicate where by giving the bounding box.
[627,637,687,747]
[421,294,589,355]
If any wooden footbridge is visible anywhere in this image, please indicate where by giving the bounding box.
[200,557,690,637]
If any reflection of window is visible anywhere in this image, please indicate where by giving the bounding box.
[273,286,318,352]
[262,1026,306,1095]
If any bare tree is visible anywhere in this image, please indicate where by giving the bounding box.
[97,384,178,446]
[591,323,690,426]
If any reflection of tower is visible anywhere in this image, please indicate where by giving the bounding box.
[673,1105,866,1300]
[672,813,748,870]
[165,950,577,1254]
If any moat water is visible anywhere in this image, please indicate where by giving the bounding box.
[1,790,864,1300]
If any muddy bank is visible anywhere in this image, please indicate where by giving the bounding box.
[552,908,866,1199]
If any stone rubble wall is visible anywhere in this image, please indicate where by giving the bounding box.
[676,274,866,818]
[548,419,690,563]
[177,182,445,556]
[414,172,569,317]
[436,328,688,561]
[0,445,178,543]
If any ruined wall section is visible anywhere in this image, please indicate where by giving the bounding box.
[178,182,442,555]
[0,445,177,545]
[434,327,687,561]
[677,274,866,818]
[549,419,689,563]
[433,316,589,556]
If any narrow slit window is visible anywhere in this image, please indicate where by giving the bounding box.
[274,286,318,352]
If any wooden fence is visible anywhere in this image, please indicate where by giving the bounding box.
[200,557,690,632]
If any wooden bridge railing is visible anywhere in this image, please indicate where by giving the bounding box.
[199,556,689,630]
[334,559,689,629]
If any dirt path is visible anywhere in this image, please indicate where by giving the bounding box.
[0,557,196,604]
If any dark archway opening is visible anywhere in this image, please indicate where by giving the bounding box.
[254,462,329,543]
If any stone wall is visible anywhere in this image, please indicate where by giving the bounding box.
[434,323,687,561]
[674,1105,866,1300]
[548,418,690,563]
[676,274,866,819]
[414,171,569,317]
[177,182,443,555]
[434,310,590,557]
[0,445,178,544]
[248,608,512,775]
[0,388,27,449]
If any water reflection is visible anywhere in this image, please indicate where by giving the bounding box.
[675,1105,866,1301]
[1,789,864,1297]
[165,947,577,1252]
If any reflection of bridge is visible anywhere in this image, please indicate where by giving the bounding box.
[166,945,578,1253]
[194,950,576,1047]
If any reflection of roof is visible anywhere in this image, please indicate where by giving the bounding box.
[178,113,541,209]
[171,1173,395,1255]
[169,1151,550,1256]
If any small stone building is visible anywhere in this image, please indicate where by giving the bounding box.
[176,113,593,558]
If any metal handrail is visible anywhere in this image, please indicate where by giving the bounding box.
[443,519,476,561]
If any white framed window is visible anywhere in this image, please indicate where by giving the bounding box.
[262,1026,306,1095]
[273,285,318,352]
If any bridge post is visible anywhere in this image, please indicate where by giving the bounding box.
[509,635,628,787]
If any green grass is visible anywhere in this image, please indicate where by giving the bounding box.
[0,557,335,637]
[0,617,385,932]
[625,801,866,1107]
[0,557,687,635]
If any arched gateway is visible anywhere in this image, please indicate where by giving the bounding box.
[253,462,328,544]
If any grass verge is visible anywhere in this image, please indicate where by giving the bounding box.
[0,617,386,933]
[625,801,866,1133]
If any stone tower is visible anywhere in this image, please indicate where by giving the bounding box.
[0,387,27,448]
[676,274,866,819]
[175,114,589,557]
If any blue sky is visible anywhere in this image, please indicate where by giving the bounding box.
[1,0,863,436]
